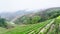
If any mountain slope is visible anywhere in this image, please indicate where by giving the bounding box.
[0,10,33,21]
[14,7,60,24]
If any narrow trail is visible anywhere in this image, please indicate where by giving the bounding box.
[28,19,55,34]
[28,31,35,34]
[47,24,55,34]
[38,19,55,34]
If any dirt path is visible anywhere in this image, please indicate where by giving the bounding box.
[47,24,55,34]
[28,19,55,34]
[38,19,55,34]
[28,31,35,34]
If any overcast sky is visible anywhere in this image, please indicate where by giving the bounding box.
[0,0,60,12]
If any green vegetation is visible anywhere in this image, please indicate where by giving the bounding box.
[40,9,60,21]
[0,27,7,34]
[45,16,60,34]
[14,15,41,24]
[31,16,41,24]
[54,16,60,34]
[14,9,60,24]
[0,7,60,34]
[3,19,52,34]
[0,18,7,28]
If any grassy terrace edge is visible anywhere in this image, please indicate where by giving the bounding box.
[2,19,52,34]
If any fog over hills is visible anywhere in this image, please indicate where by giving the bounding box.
[0,10,36,21]
[0,7,60,21]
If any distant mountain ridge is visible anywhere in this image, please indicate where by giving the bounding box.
[0,7,60,21]
[0,10,33,21]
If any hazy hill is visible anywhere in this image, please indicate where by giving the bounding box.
[0,10,33,21]
[0,7,60,22]
[14,7,60,24]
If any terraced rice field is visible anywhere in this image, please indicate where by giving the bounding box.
[1,18,60,34]
[2,19,52,34]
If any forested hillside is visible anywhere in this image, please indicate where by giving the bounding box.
[0,7,60,34]
[14,7,60,24]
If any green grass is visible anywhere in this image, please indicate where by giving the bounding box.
[0,27,7,34]
[47,16,60,34]
[2,19,52,34]
[28,19,53,34]
[1,16,60,34]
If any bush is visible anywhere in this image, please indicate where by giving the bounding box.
[31,16,41,24]
[0,18,7,28]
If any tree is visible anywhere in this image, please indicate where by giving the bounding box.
[31,16,41,24]
[54,16,60,34]
[0,18,7,28]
